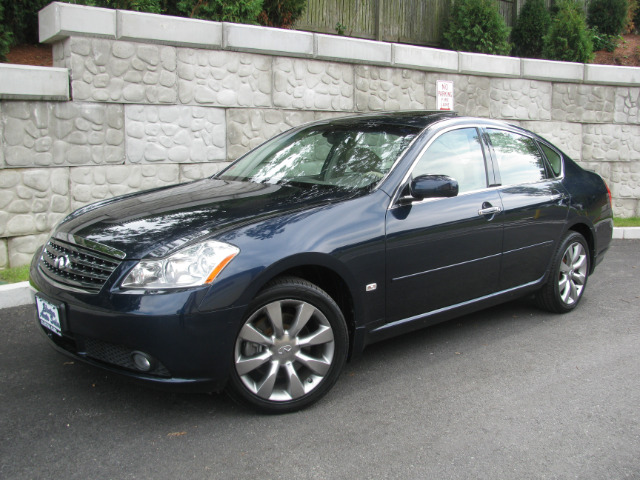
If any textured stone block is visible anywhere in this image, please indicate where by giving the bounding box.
[117,10,222,48]
[425,74,491,117]
[177,49,271,107]
[70,38,178,104]
[392,44,458,72]
[614,87,640,124]
[226,109,317,160]
[0,239,7,269]
[520,121,582,161]
[223,23,313,57]
[180,162,230,182]
[315,34,392,65]
[582,124,640,162]
[125,104,226,163]
[2,101,124,167]
[8,233,50,267]
[459,52,520,77]
[273,58,353,111]
[612,198,639,218]
[521,59,584,83]
[355,66,425,111]
[552,84,615,123]
[0,64,70,101]
[0,168,70,238]
[39,2,116,43]
[69,164,180,210]
[490,79,551,120]
[609,162,640,199]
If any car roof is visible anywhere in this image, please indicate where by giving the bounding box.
[318,111,459,129]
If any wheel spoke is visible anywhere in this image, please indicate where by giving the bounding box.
[572,271,586,286]
[298,325,334,347]
[295,352,331,376]
[285,363,306,399]
[560,278,571,303]
[265,302,285,337]
[568,280,578,304]
[288,302,315,338]
[239,323,273,346]
[236,351,271,376]
[256,361,279,399]
[560,261,571,274]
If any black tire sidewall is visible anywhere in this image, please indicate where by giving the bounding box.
[227,277,348,413]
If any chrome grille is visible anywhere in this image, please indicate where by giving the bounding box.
[39,236,123,293]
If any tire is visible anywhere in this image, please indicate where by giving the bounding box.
[227,276,348,413]
[535,231,590,313]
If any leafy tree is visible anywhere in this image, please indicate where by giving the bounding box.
[176,0,263,23]
[543,0,594,63]
[258,0,307,28]
[587,0,628,35]
[511,0,551,58]
[0,2,12,62]
[442,0,511,55]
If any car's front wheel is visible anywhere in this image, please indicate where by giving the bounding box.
[227,276,348,413]
[536,231,590,313]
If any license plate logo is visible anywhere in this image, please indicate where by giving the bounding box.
[36,296,62,336]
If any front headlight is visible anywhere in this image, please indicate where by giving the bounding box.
[121,240,239,289]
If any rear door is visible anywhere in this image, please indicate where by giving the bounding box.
[484,128,569,290]
[385,127,504,323]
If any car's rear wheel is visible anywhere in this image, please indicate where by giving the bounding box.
[536,231,590,313]
[227,276,348,413]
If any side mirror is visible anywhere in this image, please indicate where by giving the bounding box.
[410,174,459,200]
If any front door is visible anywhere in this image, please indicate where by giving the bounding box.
[385,127,504,324]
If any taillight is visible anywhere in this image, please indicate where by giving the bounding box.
[604,181,612,205]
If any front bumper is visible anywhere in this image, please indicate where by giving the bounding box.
[31,258,247,392]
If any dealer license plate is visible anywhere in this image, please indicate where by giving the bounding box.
[36,295,62,336]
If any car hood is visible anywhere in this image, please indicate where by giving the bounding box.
[55,178,358,259]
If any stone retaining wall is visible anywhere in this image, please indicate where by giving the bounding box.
[0,1,639,268]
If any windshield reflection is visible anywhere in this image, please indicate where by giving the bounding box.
[219,123,419,191]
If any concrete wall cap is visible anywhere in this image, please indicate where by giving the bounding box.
[0,64,70,100]
[459,52,520,77]
[223,23,313,57]
[585,64,640,86]
[117,10,222,48]
[315,34,392,65]
[39,1,116,43]
[392,43,458,72]
[521,58,584,83]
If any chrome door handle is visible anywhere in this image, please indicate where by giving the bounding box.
[478,206,502,216]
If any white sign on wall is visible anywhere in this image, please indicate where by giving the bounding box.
[436,80,454,111]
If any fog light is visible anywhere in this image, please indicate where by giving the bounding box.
[131,351,153,372]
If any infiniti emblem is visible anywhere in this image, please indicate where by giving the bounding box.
[54,255,71,271]
[277,345,292,355]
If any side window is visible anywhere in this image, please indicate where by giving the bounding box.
[487,129,548,185]
[540,143,562,177]
[412,128,488,193]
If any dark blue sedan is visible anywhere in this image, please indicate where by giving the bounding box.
[30,112,613,412]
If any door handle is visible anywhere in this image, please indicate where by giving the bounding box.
[478,206,502,216]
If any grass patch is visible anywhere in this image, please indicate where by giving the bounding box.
[0,265,30,284]
[614,217,640,227]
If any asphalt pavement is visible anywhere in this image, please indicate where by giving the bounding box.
[1,240,639,479]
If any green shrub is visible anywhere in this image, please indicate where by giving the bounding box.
[591,27,620,52]
[0,2,12,62]
[0,0,49,45]
[258,0,306,28]
[543,0,594,63]
[177,0,263,23]
[442,0,511,55]
[511,0,551,58]
[587,0,628,35]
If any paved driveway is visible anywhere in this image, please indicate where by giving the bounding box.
[1,240,639,479]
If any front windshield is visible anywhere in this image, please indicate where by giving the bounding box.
[219,123,420,190]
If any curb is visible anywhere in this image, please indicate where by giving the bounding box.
[1,227,639,310]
